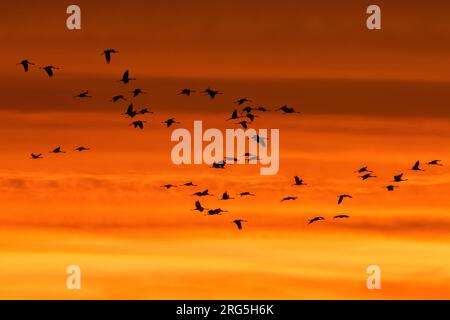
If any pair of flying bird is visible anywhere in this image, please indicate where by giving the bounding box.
[177,88,223,99]
[17,60,61,77]
[308,215,350,224]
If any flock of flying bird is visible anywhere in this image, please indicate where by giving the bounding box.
[17,50,444,230]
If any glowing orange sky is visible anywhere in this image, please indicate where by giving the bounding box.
[1,0,450,299]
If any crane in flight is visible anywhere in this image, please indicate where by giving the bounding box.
[162,118,180,127]
[112,95,126,102]
[334,215,350,219]
[206,208,227,215]
[393,173,408,182]
[180,182,198,187]
[427,160,443,166]
[293,176,307,186]
[30,153,43,159]
[119,70,136,83]
[281,196,298,202]
[202,88,222,99]
[386,185,398,191]
[308,217,325,224]
[359,173,377,180]
[130,120,146,129]
[102,49,119,64]
[161,184,177,189]
[74,146,90,152]
[178,88,195,96]
[220,192,235,200]
[226,110,241,121]
[337,194,352,205]
[193,189,213,197]
[235,98,252,105]
[131,88,147,97]
[191,200,207,212]
[40,65,60,77]
[74,91,92,98]
[410,161,425,171]
[238,191,255,197]
[355,166,372,174]
[232,219,248,230]
[50,146,66,154]
[123,104,138,118]
[277,105,300,114]
[17,59,35,72]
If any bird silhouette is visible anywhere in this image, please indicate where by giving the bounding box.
[393,173,408,182]
[130,120,146,129]
[308,217,325,224]
[235,120,249,129]
[251,135,267,147]
[277,105,300,114]
[40,65,60,77]
[202,88,222,99]
[74,91,92,98]
[355,166,372,173]
[193,189,213,197]
[211,161,226,169]
[162,118,180,127]
[293,176,307,186]
[191,200,207,212]
[180,182,198,187]
[17,59,35,72]
[241,106,255,114]
[74,146,90,152]
[334,215,350,219]
[226,110,241,121]
[281,196,298,202]
[131,88,147,97]
[178,88,195,96]
[161,184,177,189]
[220,192,235,200]
[245,113,258,122]
[255,106,270,112]
[139,108,153,115]
[112,95,126,102]
[119,70,135,83]
[427,160,443,166]
[50,146,66,154]
[235,98,252,105]
[232,219,248,230]
[238,192,255,197]
[337,194,352,205]
[410,161,425,171]
[123,104,138,118]
[30,153,43,159]
[360,173,377,180]
[103,49,118,64]
[206,208,227,215]
[386,185,398,191]
[242,152,255,157]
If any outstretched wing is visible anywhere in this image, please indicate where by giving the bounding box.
[105,51,111,63]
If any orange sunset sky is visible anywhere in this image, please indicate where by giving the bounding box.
[1,0,450,299]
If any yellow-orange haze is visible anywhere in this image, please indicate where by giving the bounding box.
[1,0,450,299]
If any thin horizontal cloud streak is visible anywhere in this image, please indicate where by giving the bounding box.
[2,78,450,117]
